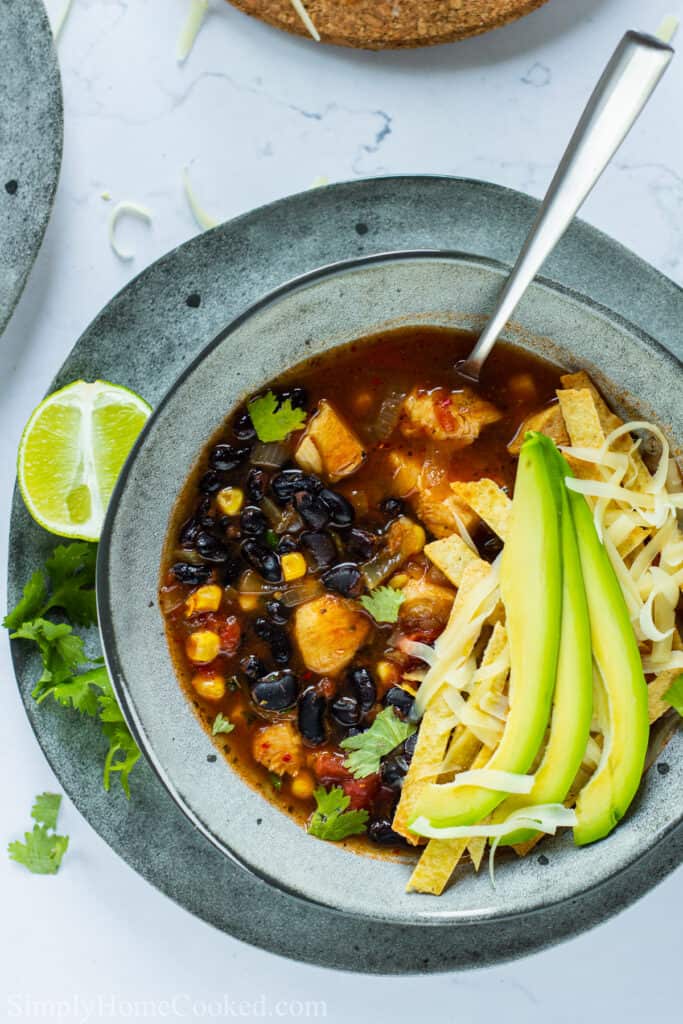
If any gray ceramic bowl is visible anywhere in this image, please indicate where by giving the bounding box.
[98,251,682,925]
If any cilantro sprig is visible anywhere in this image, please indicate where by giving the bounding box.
[307,786,369,841]
[4,542,140,797]
[360,585,405,623]
[212,712,235,736]
[341,706,415,779]
[8,792,69,875]
[247,391,307,443]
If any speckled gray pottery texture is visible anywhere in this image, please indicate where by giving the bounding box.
[0,0,63,337]
[8,178,683,972]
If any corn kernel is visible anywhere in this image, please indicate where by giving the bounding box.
[376,659,400,688]
[290,770,315,800]
[215,486,244,516]
[185,630,220,664]
[238,593,260,612]
[185,584,223,617]
[191,672,226,701]
[390,573,409,590]
[281,552,307,582]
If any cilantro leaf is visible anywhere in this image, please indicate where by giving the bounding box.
[8,826,69,875]
[247,391,307,443]
[360,586,405,623]
[3,570,48,630]
[307,786,369,841]
[341,706,416,779]
[663,674,683,716]
[9,792,69,875]
[31,792,62,830]
[6,544,141,798]
[44,543,98,627]
[212,712,234,736]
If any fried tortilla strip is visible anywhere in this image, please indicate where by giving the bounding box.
[647,632,683,722]
[450,479,512,540]
[406,746,491,895]
[406,624,510,894]
[424,534,478,587]
[392,560,492,842]
[508,402,569,455]
[560,371,652,490]
[556,388,605,450]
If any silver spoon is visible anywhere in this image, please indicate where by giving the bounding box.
[458,29,674,383]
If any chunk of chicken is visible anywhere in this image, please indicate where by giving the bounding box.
[252,721,304,777]
[386,450,479,539]
[294,594,371,675]
[398,577,455,632]
[399,387,502,446]
[295,399,366,482]
[508,402,569,455]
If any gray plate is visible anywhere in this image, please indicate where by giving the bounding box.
[0,0,63,337]
[7,178,683,970]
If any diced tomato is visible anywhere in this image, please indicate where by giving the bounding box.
[434,392,457,434]
[310,749,380,810]
[218,615,241,656]
[339,774,380,811]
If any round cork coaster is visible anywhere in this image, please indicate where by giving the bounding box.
[226,0,551,49]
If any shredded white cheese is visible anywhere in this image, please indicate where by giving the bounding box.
[177,0,209,63]
[53,0,74,40]
[182,168,219,231]
[107,201,152,261]
[448,769,535,794]
[657,15,679,43]
[290,0,320,41]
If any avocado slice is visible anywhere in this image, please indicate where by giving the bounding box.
[495,450,593,846]
[566,469,649,846]
[409,432,562,831]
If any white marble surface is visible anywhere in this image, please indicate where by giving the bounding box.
[2,0,682,1019]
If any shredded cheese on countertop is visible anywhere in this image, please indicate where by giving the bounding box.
[108,201,152,261]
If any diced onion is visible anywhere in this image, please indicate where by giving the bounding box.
[108,202,152,261]
[280,578,324,607]
[398,638,437,666]
[177,0,209,63]
[251,442,290,468]
[366,390,404,442]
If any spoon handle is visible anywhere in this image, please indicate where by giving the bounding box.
[459,30,674,382]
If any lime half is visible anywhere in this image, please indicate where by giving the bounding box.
[18,380,152,541]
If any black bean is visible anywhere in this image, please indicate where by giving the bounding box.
[403,732,418,761]
[266,599,290,625]
[383,687,414,717]
[270,630,292,666]
[195,531,230,563]
[254,616,274,641]
[300,531,336,569]
[276,536,299,555]
[241,540,282,583]
[199,515,217,530]
[246,468,267,503]
[271,469,322,504]
[480,529,504,563]
[219,558,243,586]
[319,489,355,528]
[380,751,411,790]
[298,688,326,745]
[279,387,308,410]
[199,470,223,494]
[233,410,256,441]
[321,563,363,598]
[240,505,268,537]
[292,491,329,530]
[330,695,361,728]
[218,515,231,530]
[349,667,376,713]
[210,444,250,472]
[171,562,212,585]
[252,670,298,711]
[380,497,404,520]
[179,516,201,547]
[368,819,407,846]
[242,654,266,681]
[346,527,377,562]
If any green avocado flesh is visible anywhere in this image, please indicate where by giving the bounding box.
[495,450,594,846]
[568,477,649,846]
[409,432,562,831]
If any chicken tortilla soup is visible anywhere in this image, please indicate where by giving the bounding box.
[160,326,683,896]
